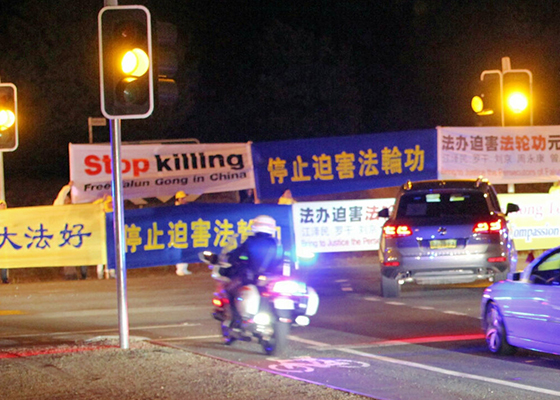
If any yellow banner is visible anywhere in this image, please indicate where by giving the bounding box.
[499,193,560,251]
[0,203,107,268]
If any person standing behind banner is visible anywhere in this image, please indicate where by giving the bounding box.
[53,181,88,279]
[0,200,10,283]
[175,191,192,276]
[278,189,296,205]
[53,180,73,205]
[94,194,115,279]
[239,188,259,204]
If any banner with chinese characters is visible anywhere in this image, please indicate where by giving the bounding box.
[498,193,560,251]
[105,203,293,269]
[252,130,438,200]
[438,126,560,183]
[293,198,396,253]
[0,204,107,268]
[69,142,255,203]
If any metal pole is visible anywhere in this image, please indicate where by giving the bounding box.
[0,153,4,201]
[109,118,129,349]
[480,69,504,127]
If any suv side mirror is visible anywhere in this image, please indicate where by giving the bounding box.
[506,203,520,215]
[378,208,390,218]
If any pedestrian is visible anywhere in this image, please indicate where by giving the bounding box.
[239,188,259,204]
[53,180,73,205]
[0,199,10,283]
[94,194,115,279]
[53,181,88,279]
[278,189,296,205]
[174,190,192,276]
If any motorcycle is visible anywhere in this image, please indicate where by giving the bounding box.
[199,250,319,356]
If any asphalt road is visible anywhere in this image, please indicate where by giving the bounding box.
[2,257,560,399]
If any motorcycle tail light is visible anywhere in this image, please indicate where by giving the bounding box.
[212,298,227,307]
[271,280,306,295]
[488,256,507,263]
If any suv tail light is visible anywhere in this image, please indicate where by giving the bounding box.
[383,224,412,238]
[473,219,502,233]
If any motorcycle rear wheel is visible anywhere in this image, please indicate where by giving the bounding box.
[262,320,290,356]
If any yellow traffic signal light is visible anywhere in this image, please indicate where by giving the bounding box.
[98,5,154,119]
[0,83,18,152]
[503,72,531,126]
[506,92,528,114]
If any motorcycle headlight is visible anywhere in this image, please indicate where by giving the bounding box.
[271,280,306,295]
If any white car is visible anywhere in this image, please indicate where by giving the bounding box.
[481,246,560,355]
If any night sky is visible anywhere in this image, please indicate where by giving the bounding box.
[1,0,560,193]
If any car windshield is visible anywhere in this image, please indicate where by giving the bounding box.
[396,191,489,218]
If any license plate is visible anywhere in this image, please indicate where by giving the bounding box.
[430,239,457,249]
[274,298,295,310]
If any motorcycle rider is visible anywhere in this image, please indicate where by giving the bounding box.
[223,215,284,330]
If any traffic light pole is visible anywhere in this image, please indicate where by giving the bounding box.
[109,117,130,350]
[0,153,4,201]
[479,57,533,127]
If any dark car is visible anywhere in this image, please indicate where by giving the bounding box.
[377,178,519,298]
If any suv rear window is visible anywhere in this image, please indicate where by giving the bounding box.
[396,191,489,218]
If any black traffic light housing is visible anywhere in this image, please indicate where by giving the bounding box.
[98,5,154,119]
[471,74,501,127]
[0,83,18,152]
[154,21,180,106]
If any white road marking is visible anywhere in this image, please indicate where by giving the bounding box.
[443,310,468,316]
[156,335,221,342]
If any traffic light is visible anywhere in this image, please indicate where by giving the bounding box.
[471,74,501,126]
[0,83,18,152]
[503,72,531,126]
[98,5,154,119]
[154,21,180,106]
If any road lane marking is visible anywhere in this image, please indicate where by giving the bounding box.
[443,310,468,316]
[155,335,221,342]
[0,310,26,315]
[290,336,560,397]
[291,334,485,350]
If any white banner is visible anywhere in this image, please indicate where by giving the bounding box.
[438,126,560,184]
[69,142,255,203]
[293,198,395,253]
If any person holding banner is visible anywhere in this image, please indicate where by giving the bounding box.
[0,200,10,283]
[53,180,73,205]
[53,181,88,280]
[278,189,296,205]
[175,191,192,276]
[94,195,115,279]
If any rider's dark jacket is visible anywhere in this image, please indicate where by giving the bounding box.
[226,232,284,284]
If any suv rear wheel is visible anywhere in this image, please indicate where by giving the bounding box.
[381,274,400,298]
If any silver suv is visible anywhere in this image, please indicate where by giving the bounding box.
[377,178,519,298]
